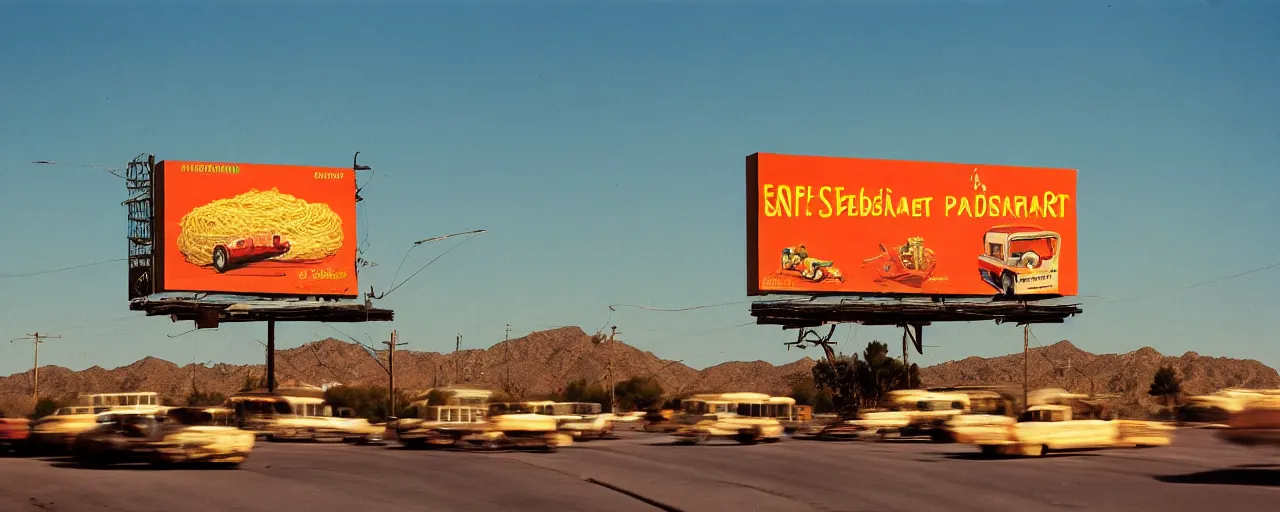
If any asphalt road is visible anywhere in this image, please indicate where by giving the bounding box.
[2,429,1278,512]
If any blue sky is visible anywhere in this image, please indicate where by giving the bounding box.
[2,0,1278,378]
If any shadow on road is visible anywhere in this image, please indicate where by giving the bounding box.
[1155,468,1280,487]
[48,461,239,471]
[643,440,779,448]
[941,452,1100,461]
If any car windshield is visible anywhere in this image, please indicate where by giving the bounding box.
[166,408,225,426]
[488,403,537,415]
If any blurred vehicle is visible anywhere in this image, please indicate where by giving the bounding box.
[391,387,494,443]
[0,418,31,455]
[28,392,165,453]
[794,413,843,438]
[817,390,969,441]
[540,402,617,440]
[968,404,1118,457]
[228,388,381,444]
[72,407,254,468]
[613,411,647,423]
[643,409,680,433]
[942,387,1018,444]
[671,393,786,445]
[784,404,814,434]
[330,406,386,445]
[1035,389,1174,448]
[1215,395,1280,448]
[1180,388,1280,424]
[397,404,489,449]
[959,388,1172,457]
[460,402,562,451]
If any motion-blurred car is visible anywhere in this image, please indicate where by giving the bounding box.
[671,393,786,445]
[540,402,617,440]
[461,402,563,451]
[397,404,489,449]
[229,389,382,444]
[27,392,166,453]
[959,389,1173,457]
[0,418,31,455]
[72,407,255,468]
[1215,396,1280,448]
[1180,388,1280,424]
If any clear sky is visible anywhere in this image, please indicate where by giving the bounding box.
[2,0,1278,378]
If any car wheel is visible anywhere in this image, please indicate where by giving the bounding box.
[212,246,230,273]
[1000,272,1016,296]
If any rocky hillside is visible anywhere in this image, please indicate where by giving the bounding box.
[0,327,813,415]
[920,340,1280,416]
[2,327,1276,418]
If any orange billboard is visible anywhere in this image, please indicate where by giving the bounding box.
[154,160,359,298]
[746,153,1077,298]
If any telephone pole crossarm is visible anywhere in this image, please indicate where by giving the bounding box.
[11,332,61,399]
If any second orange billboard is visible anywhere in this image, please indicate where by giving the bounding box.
[154,160,359,297]
[747,153,1077,298]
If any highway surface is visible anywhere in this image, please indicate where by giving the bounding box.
[1,429,1277,511]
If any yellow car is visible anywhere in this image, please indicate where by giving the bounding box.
[461,403,563,451]
[671,393,786,445]
[72,407,255,468]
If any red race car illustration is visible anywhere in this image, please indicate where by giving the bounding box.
[212,234,292,273]
[862,237,938,288]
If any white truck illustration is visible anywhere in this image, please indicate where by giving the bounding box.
[977,225,1061,296]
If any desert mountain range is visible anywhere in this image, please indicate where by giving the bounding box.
[2,326,1277,417]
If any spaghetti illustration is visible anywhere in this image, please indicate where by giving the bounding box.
[175,188,344,271]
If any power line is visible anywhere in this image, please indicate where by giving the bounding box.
[29,160,125,179]
[380,230,487,299]
[1104,260,1280,303]
[0,258,125,278]
[642,321,757,346]
[607,300,758,313]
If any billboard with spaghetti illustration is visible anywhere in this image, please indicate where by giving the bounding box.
[746,153,1077,298]
[153,160,358,297]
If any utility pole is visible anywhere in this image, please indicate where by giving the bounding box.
[1023,324,1030,411]
[11,332,60,399]
[901,327,910,389]
[266,320,276,392]
[609,326,619,413]
[504,324,511,394]
[382,330,406,417]
[455,333,461,385]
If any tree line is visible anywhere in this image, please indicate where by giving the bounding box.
[787,340,921,416]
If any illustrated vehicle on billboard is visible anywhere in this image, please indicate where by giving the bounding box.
[781,245,844,283]
[863,237,938,288]
[212,234,292,273]
[977,226,1061,296]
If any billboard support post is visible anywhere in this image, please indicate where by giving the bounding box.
[901,328,910,388]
